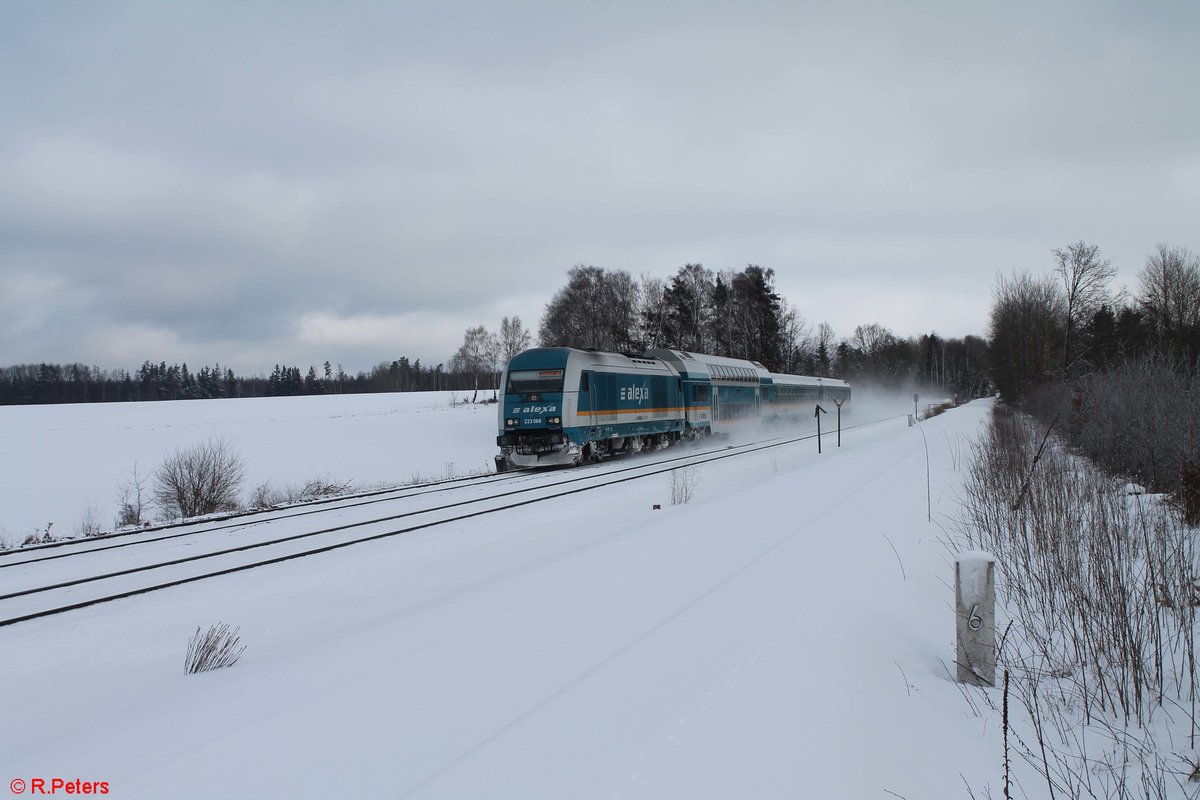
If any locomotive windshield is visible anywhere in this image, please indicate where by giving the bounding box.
[506,369,564,394]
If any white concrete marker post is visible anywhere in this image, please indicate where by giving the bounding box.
[955,551,996,687]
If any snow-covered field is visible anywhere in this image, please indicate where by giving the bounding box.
[1,394,1005,798]
[0,392,499,546]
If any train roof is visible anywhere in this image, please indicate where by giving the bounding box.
[506,347,673,375]
[643,349,770,384]
[766,372,821,388]
[508,348,849,389]
[571,350,674,374]
[767,372,850,389]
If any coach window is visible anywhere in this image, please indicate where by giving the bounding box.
[580,372,589,391]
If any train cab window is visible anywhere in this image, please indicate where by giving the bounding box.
[507,369,564,394]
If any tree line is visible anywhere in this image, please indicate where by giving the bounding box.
[8,254,1008,408]
[989,241,1200,401]
[531,263,990,397]
[0,356,485,405]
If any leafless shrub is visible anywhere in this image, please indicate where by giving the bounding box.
[153,439,246,520]
[185,623,246,674]
[249,477,354,509]
[1022,379,1074,430]
[292,478,353,502]
[115,462,149,528]
[669,467,698,505]
[1176,460,1200,527]
[248,482,273,509]
[923,401,955,420]
[77,504,102,538]
[1072,359,1200,494]
[957,405,1199,797]
[23,522,54,546]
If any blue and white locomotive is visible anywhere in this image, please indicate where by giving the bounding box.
[494,347,850,470]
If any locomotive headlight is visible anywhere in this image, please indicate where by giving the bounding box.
[549,416,561,424]
[505,418,517,426]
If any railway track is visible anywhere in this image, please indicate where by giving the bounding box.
[0,413,907,628]
[0,463,542,564]
[0,422,839,569]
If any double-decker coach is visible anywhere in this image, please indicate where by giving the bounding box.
[646,349,771,437]
[762,373,850,422]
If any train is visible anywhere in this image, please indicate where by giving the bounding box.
[494,347,850,471]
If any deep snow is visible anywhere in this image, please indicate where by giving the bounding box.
[0,391,498,546]
[1,394,1005,798]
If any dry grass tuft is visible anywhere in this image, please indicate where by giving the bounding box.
[185,623,247,675]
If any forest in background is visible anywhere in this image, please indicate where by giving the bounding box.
[0,356,476,405]
[987,241,1200,500]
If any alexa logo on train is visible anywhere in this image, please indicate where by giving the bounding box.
[515,404,557,414]
[619,383,650,404]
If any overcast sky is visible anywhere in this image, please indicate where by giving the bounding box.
[2,1,1198,375]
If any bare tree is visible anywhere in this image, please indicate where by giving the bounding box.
[638,275,670,349]
[153,439,246,519]
[484,329,501,400]
[498,316,531,366]
[664,263,714,353]
[844,322,913,381]
[814,322,836,377]
[453,325,491,403]
[988,271,1067,401]
[1137,244,1200,370]
[778,300,812,374]
[115,461,149,528]
[538,266,642,352]
[1053,241,1116,376]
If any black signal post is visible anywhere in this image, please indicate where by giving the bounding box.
[814,403,827,453]
[833,398,844,447]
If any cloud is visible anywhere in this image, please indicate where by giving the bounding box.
[295,310,464,356]
[2,1,1198,372]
